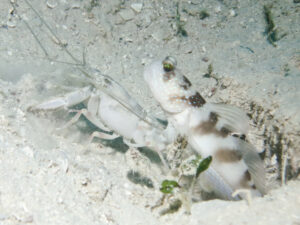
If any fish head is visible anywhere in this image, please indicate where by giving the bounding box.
[144,56,204,114]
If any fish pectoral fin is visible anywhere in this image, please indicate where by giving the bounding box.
[199,166,241,201]
[206,103,250,134]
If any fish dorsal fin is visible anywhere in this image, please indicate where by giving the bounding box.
[205,103,249,134]
[237,140,267,195]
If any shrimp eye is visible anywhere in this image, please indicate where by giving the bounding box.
[163,56,177,72]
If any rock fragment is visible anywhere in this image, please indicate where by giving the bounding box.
[119,9,135,21]
[131,3,143,13]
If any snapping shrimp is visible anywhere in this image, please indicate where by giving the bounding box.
[21,0,174,168]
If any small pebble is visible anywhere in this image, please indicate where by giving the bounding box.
[215,5,221,13]
[9,7,14,14]
[119,9,135,21]
[7,19,16,28]
[151,29,171,42]
[202,57,209,62]
[131,3,143,13]
[46,0,58,9]
[229,9,236,17]
[71,3,81,9]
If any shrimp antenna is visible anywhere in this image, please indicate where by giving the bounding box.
[23,0,83,65]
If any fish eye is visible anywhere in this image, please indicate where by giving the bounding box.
[163,56,177,72]
[163,62,174,72]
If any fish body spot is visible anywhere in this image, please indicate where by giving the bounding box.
[194,112,231,137]
[188,92,206,107]
[215,149,242,163]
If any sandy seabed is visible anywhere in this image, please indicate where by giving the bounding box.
[0,0,299,224]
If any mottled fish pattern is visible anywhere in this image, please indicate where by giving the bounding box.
[144,56,266,200]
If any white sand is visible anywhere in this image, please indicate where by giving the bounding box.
[0,0,299,224]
